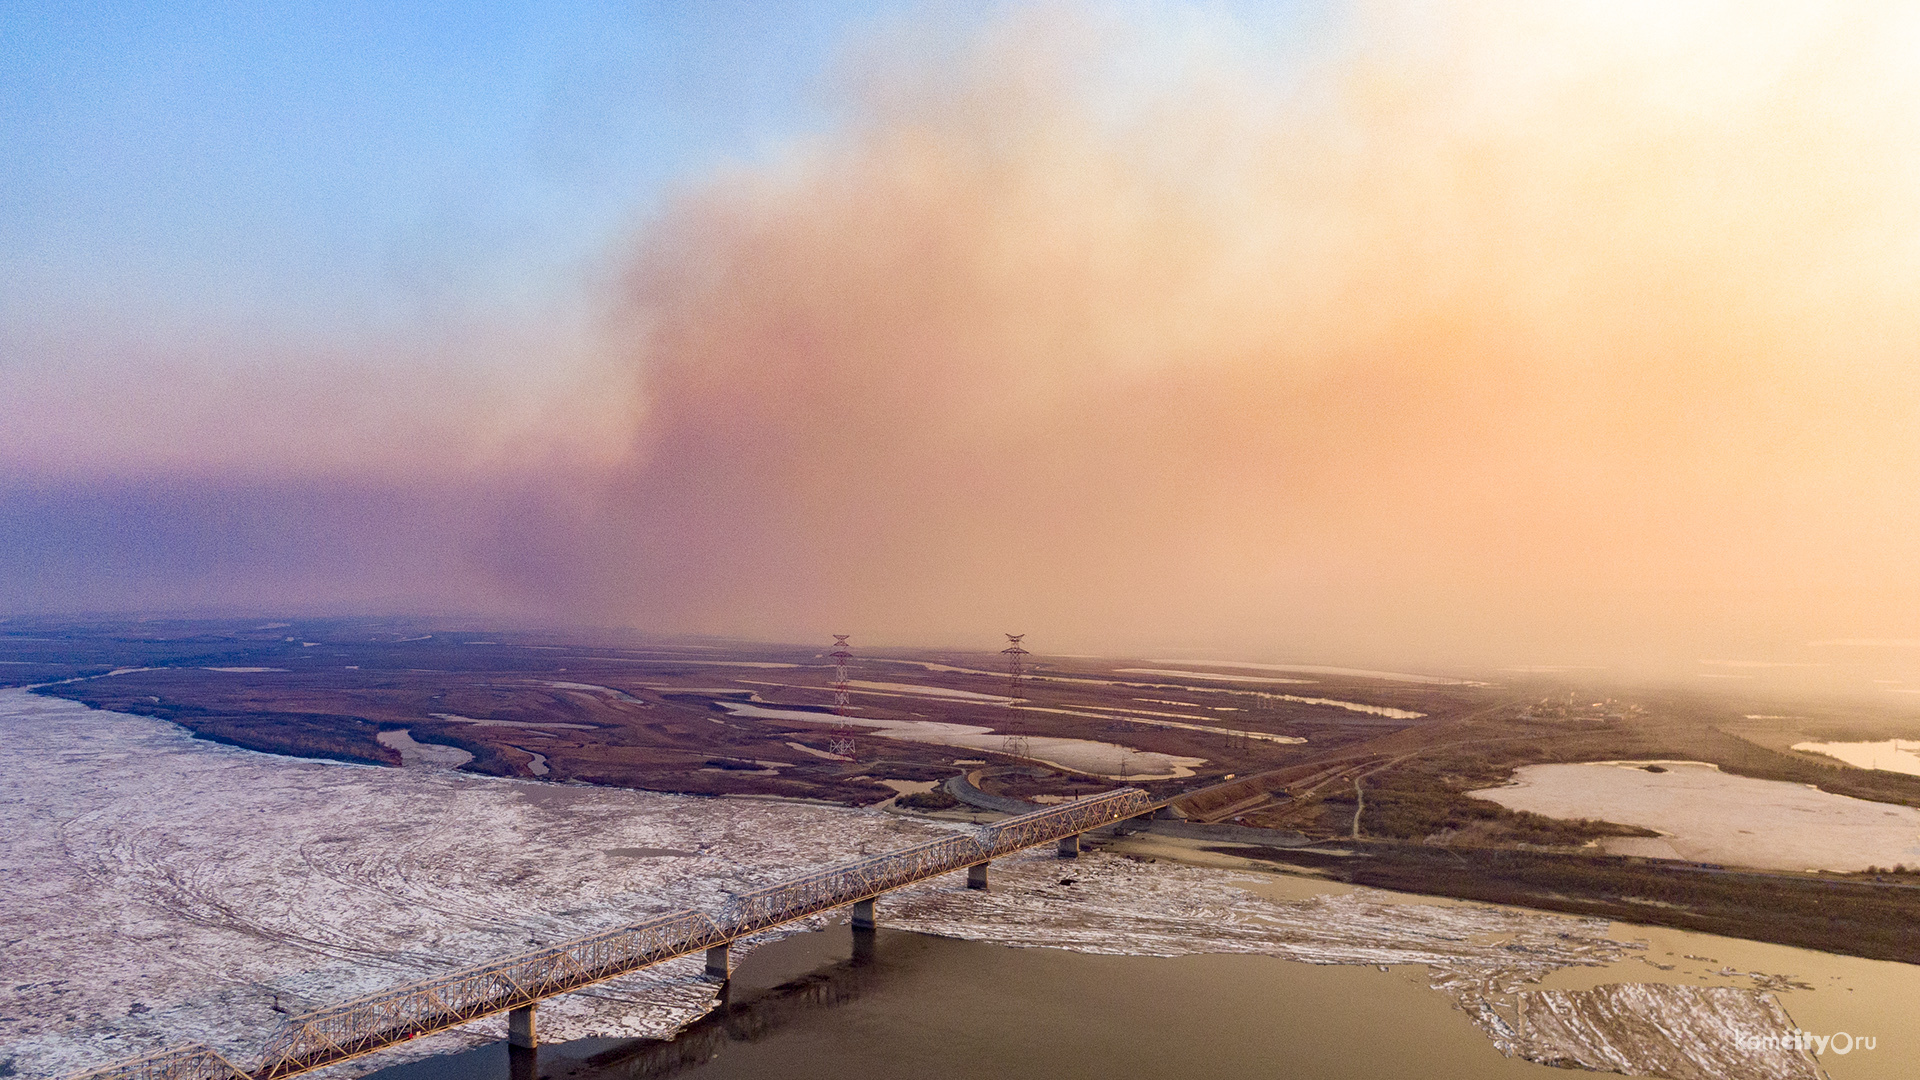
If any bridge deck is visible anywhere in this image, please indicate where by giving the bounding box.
[63,788,1153,1080]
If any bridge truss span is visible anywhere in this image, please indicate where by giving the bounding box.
[63,1044,248,1080]
[253,909,733,1078]
[722,832,990,935]
[721,789,1150,935]
[70,787,1155,1080]
[978,789,1148,858]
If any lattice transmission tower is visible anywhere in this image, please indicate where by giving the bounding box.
[830,635,853,713]
[828,635,856,758]
[1001,633,1029,704]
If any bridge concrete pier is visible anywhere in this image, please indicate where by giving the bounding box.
[1057,833,1081,858]
[705,943,731,980]
[967,861,989,890]
[508,1044,537,1080]
[851,897,876,931]
[507,1004,537,1050]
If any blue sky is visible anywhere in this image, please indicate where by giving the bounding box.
[1,1,984,334]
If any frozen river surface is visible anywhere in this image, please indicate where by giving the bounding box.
[0,689,959,1075]
[1,690,1890,1080]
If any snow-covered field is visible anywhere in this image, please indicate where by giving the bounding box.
[0,690,1869,1080]
[1474,761,1920,871]
[1143,661,1485,685]
[1793,739,1920,777]
[713,699,1205,779]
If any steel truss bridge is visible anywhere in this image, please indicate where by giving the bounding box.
[63,788,1154,1080]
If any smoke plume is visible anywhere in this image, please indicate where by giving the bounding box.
[12,1,1920,669]
[533,1,1920,665]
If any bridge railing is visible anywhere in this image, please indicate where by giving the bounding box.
[71,788,1154,1080]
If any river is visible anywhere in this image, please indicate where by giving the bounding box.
[366,915,1917,1080]
[368,925,1552,1080]
[3,687,1915,1080]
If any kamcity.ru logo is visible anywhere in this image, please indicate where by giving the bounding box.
[1735,1029,1876,1056]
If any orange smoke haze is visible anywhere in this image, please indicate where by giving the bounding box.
[563,1,1920,665]
[12,1,1920,669]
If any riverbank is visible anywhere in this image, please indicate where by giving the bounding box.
[1145,834,1920,967]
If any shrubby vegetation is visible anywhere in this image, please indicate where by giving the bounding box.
[137,705,393,766]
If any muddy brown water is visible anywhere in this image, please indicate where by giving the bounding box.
[363,907,1920,1080]
[364,925,1574,1080]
